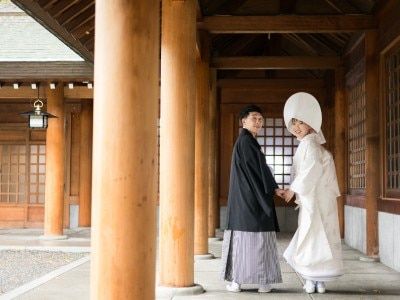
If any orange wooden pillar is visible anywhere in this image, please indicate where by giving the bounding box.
[158,0,203,295]
[208,69,219,238]
[194,55,212,258]
[44,84,66,238]
[90,1,159,299]
[78,102,92,227]
[365,30,379,257]
[334,67,346,238]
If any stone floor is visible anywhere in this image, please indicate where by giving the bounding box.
[0,230,399,299]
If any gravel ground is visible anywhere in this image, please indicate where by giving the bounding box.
[0,250,88,294]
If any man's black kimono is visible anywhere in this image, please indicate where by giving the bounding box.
[226,128,280,232]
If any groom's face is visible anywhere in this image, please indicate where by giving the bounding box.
[242,112,264,135]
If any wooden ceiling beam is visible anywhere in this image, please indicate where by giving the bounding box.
[11,0,93,62]
[198,15,376,33]
[212,56,341,69]
[0,61,93,81]
[217,78,325,89]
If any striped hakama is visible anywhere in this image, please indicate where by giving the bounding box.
[221,230,282,285]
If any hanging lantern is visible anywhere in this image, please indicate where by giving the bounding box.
[20,88,57,129]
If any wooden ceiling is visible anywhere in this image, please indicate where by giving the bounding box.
[10,0,378,80]
[199,0,377,79]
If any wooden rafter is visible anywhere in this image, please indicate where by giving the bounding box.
[214,35,267,56]
[322,0,345,13]
[47,0,80,18]
[83,36,95,48]
[198,15,376,33]
[327,33,348,46]
[343,32,364,56]
[67,13,95,33]
[211,56,341,69]
[11,0,93,63]
[80,30,94,46]
[313,34,343,53]
[58,0,94,26]
[70,18,95,39]
[285,34,319,56]
[304,34,339,55]
[39,0,56,10]
[227,35,260,56]
[63,8,94,32]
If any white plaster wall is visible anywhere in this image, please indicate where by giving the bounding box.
[69,204,79,229]
[344,205,366,253]
[378,211,400,272]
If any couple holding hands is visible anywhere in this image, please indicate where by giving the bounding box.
[221,92,343,294]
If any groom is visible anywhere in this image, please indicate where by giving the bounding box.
[221,105,284,293]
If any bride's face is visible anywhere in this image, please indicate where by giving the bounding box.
[290,119,313,139]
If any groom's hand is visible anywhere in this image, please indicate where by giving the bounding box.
[284,189,295,203]
[275,188,286,198]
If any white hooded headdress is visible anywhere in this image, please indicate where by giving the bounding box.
[283,92,326,144]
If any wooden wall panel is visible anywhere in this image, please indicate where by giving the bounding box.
[0,206,25,221]
[0,129,26,142]
[27,206,44,222]
[69,112,81,197]
[30,131,46,141]
[0,102,32,124]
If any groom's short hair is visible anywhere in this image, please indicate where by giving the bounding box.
[239,105,263,120]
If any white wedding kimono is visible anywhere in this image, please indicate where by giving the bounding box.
[283,133,344,281]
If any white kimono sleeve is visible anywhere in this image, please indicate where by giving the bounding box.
[290,142,323,197]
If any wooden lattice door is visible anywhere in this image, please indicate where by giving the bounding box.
[0,129,46,228]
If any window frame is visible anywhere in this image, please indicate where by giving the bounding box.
[382,40,400,200]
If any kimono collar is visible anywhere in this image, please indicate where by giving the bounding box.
[241,128,262,147]
[299,132,326,144]
[242,128,256,138]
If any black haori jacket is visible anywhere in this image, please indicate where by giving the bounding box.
[226,128,280,232]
